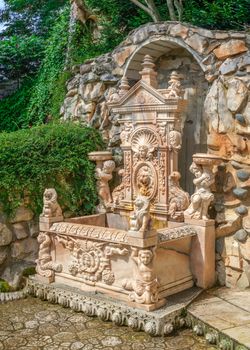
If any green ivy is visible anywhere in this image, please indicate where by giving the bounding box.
[0,123,104,217]
[25,5,71,126]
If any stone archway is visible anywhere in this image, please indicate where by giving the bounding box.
[124,37,209,193]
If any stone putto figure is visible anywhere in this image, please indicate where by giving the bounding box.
[130,195,151,234]
[95,160,116,211]
[165,71,183,99]
[122,247,159,305]
[184,162,215,220]
[169,171,190,221]
[41,188,63,218]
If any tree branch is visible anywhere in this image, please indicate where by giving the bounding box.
[174,0,183,21]
[166,0,177,20]
[129,0,161,22]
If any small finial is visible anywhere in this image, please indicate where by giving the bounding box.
[119,76,130,97]
[139,55,157,88]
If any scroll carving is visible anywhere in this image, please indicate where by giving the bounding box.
[57,236,128,285]
[41,188,63,218]
[36,232,62,278]
[112,169,125,208]
[169,171,190,221]
[122,248,159,305]
[184,161,215,220]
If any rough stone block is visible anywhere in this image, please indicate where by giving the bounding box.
[213,40,248,60]
[0,223,12,246]
[12,222,29,240]
[10,206,34,224]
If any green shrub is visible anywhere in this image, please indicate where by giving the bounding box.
[0,279,11,293]
[22,267,36,277]
[0,123,104,217]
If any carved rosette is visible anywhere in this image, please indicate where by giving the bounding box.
[36,232,62,279]
[57,236,128,285]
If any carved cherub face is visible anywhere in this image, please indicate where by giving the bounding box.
[190,163,202,178]
[138,250,153,265]
[139,145,148,159]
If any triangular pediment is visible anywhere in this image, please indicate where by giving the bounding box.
[113,80,166,108]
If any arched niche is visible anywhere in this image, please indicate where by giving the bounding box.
[124,37,209,194]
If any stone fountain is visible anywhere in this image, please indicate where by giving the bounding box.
[29,55,222,335]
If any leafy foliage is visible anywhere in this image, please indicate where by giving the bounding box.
[0,123,104,217]
[0,279,11,292]
[23,5,70,126]
[0,35,43,82]
[183,0,250,30]
[0,0,67,38]
[0,77,34,132]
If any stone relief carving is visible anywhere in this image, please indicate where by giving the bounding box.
[95,160,116,211]
[50,222,128,243]
[57,235,128,285]
[112,169,125,208]
[169,129,182,152]
[132,129,158,162]
[184,161,215,220]
[158,226,197,243]
[40,188,63,218]
[36,232,62,278]
[130,195,151,234]
[136,165,154,197]
[169,171,190,221]
[157,121,167,144]
[120,122,134,145]
[123,247,159,305]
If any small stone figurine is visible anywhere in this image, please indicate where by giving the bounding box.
[130,195,151,234]
[41,188,63,218]
[184,162,215,220]
[95,160,116,211]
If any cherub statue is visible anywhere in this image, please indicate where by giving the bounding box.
[41,188,63,218]
[122,247,159,304]
[169,171,190,221]
[165,71,183,99]
[95,160,116,211]
[184,162,215,220]
[130,195,151,233]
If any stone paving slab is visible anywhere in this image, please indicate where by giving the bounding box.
[0,297,216,350]
[188,287,250,349]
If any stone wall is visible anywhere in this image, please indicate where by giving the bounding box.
[60,22,250,288]
[0,206,38,289]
